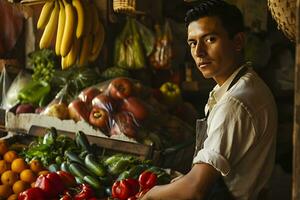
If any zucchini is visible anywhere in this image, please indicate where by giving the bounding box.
[75,176,85,184]
[65,151,85,165]
[69,163,88,179]
[84,154,106,177]
[75,131,91,152]
[48,163,60,172]
[83,175,102,189]
[79,151,89,160]
[60,161,70,172]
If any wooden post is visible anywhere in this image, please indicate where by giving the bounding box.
[293,0,300,199]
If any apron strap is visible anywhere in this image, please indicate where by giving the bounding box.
[205,66,248,118]
[227,66,248,91]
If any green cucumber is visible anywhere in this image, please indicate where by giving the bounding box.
[69,163,88,179]
[75,131,91,152]
[79,151,89,160]
[83,175,102,189]
[60,161,70,172]
[65,151,85,165]
[48,163,59,172]
[84,154,106,177]
[75,176,85,184]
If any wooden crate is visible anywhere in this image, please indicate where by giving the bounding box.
[23,125,195,173]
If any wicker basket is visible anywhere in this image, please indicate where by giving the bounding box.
[268,0,296,42]
[113,0,136,14]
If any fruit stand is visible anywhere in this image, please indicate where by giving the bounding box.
[1,0,297,199]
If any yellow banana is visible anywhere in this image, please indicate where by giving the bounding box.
[66,38,81,67]
[37,0,54,29]
[60,0,75,57]
[61,55,68,69]
[90,5,100,35]
[78,35,92,66]
[89,20,105,62]
[82,0,92,36]
[55,0,66,55]
[39,0,59,49]
[72,0,85,38]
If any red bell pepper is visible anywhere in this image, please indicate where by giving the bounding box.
[138,171,157,190]
[74,184,94,200]
[18,187,46,200]
[111,178,140,200]
[35,172,65,197]
[57,171,76,188]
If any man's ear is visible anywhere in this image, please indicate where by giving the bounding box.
[233,32,245,51]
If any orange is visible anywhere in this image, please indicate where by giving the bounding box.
[0,160,10,174]
[29,160,43,173]
[1,170,18,186]
[20,169,36,183]
[12,180,29,194]
[7,193,18,200]
[38,170,49,176]
[0,184,13,198]
[30,181,36,188]
[11,158,28,173]
[3,151,18,163]
[0,140,8,156]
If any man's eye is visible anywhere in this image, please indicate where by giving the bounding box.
[205,36,216,43]
[189,42,196,47]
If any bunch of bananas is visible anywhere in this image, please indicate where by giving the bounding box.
[37,0,105,69]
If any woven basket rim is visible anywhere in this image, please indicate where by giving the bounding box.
[267,0,296,41]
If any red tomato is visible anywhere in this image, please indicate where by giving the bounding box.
[78,87,101,105]
[108,77,134,100]
[121,97,148,121]
[89,107,110,131]
[92,94,116,112]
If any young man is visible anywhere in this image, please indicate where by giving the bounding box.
[141,0,277,199]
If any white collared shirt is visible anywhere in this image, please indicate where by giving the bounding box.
[193,66,278,200]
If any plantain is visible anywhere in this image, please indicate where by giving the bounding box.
[39,0,59,49]
[72,0,85,38]
[66,37,81,67]
[78,34,92,66]
[55,0,66,55]
[37,0,54,29]
[89,20,105,62]
[60,0,75,56]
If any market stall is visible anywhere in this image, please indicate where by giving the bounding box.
[0,0,298,199]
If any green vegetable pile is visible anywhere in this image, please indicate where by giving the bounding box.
[20,127,79,166]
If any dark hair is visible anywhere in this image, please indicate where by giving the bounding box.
[185,0,244,38]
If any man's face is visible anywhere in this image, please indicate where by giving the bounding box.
[187,16,243,85]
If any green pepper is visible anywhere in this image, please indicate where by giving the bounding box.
[18,80,51,105]
[42,127,57,145]
[159,82,182,106]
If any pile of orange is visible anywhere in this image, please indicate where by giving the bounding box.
[0,140,49,199]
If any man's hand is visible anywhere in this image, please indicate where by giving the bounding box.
[140,163,220,200]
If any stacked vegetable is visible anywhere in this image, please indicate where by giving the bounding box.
[19,127,171,199]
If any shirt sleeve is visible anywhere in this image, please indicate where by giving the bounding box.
[193,97,256,176]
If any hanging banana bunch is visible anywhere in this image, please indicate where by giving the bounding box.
[37,0,105,70]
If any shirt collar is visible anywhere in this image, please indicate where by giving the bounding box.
[211,63,250,102]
